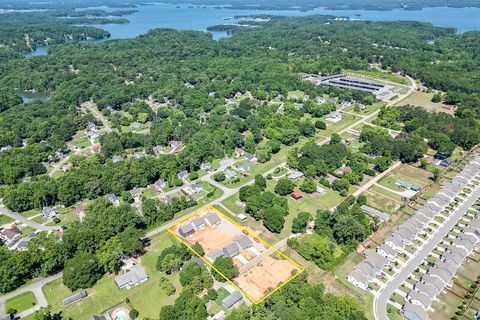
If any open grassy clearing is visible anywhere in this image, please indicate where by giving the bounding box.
[377,176,403,192]
[388,164,432,187]
[363,190,399,214]
[0,214,14,225]
[344,101,386,115]
[43,232,181,320]
[369,185,404,203]
[345,69,410,86]
[395,91,454,114]
[5,291,37,314]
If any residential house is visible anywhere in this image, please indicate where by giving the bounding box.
[183,182,204,195]
[42,207,57,220]
[179,223,195,238]
[395,179,421,192]
[347,268,369,290]
[421,274,447,292]
[316,96,326,104]
[287,170,304,181]
[439,157,453,168]
[91,144,102,154]
[133,151,146,159]
[200,162,212,171]
[130,122,141,131]
[204,212,221,226]
[130,188,143,202]
[152,145,164,155]
[178,170,189,181]
[112,155,123,163]
[236,162,251,174]
[402,302,430,320]
[413,281,438,300]
[0,226,21,246]
[115,264,149,289]
[153,179,167,191]
[428,267,453,287]
[385,235,405,251]
[105,194,120,207]
[223,242,240,258]
[224,169,237,179]
[222,291,243,309]
[169,140,182,152]
[63,290,87,305]
[407,290,431,310]
[361,205,389,222]
[191,217,206,229]
[245,153,256,162]
[440,248,465,266]
[233,235,253,250]
[335,165,352,175]
[316,186,326,195]
[377,244,396,260]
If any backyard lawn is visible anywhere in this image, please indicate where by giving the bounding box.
[6,291,37,314]
[42,232,181,320]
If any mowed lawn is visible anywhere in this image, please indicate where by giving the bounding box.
[395,91,454,114]
[43,232,181,320]
[5,291,37,313]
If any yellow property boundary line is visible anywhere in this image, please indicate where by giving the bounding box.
[167,206,304,304]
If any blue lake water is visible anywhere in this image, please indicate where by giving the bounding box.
[23,3,480,57]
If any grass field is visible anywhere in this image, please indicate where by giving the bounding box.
[370,185,404,203]
[395,91,454,114]
[363,190,400,214]
[345,69,410,86]
[344,101,386,115]
[287,90,305,100]
[43,232,181,320]
[377,176,403,192]
[0,214,14,225]
[5,291,37,314]
[390,164,432,187]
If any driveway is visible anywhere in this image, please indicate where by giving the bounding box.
[373,184,480,320]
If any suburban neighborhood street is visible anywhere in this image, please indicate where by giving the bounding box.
[373,184,480,320]
[0,207,56,232]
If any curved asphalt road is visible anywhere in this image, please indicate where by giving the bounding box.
[374,184,480,320]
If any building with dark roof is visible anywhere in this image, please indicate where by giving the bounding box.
[179,223,195,238]
[63,290,87,305]
[222,291,243,309]
[204,212,221,226]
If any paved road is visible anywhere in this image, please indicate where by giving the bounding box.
[0,273,62,320]
[373,184,480,320]
[48,145,92,178]
[82,101,112,133]
[0,207,56,232]
[351,161,401,198]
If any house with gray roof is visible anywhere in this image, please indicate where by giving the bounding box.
[191,217,206,229]
[361,205,389,222]
[407,290,431,310]
[200,162,212,171]
[105,194,120,207]
[223,242,240,257]
[178,170,189,180]
[347,268,370,290]
[224,169,237,179]
[42,207,57,220]
[441,248,465,266]
[429,267,453,287]
[402,302,430,320]
[152,145,164,155]
[451,237,476,254]
[233,235,253,250]
[112,155,123,163]
[115,264,148,289]
[385,235,404,251]
[364,252,388,272]
[179,223,195,238]
[133,151,146,159]
[432,260,457,276]
[222,291,243,309]
[63,290,87,305]
[204,212,221,226]
[462,226,480,241]
[208,249,224,262]
[414,281,438,299]
[130,122,141,131]
[236,162,251,174]
[355,262,375,277]
[421,274,446,292]
[377,244,396,260]
[288,170,304,181]
[245,153,256,162]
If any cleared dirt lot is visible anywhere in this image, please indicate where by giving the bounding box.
[170,208,303,302]
[235,255,300,301]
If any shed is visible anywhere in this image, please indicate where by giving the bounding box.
[291,191,303,200]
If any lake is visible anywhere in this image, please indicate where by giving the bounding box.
[23,3,480,57]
